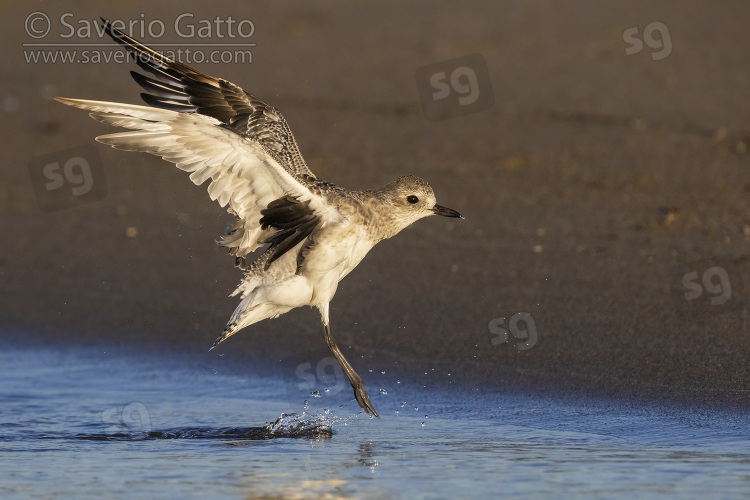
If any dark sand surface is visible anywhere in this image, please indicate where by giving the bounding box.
[3,2,750,407]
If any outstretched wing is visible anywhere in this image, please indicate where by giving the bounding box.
[55,21,341,259]
[55,97,339,258]
[103,19,315,180]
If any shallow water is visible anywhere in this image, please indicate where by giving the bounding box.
[1,345,749,499]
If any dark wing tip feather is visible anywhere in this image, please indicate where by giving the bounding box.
[102,19,214,82]
[130,71,188,100]
[140,93,198,112]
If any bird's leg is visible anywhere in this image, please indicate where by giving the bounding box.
[323,322,379,417]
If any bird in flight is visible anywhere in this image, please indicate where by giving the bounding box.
[56,20,462,417]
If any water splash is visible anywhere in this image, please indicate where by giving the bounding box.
[264,412,335,438]
[66,412,335,441]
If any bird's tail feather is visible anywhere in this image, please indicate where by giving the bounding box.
[208,292,288,351]
[209,325,240,351]
[210,291,259,349]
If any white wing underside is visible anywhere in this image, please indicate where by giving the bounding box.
[55,98,339,257]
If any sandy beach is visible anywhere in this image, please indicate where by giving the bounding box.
[3,1,750,408]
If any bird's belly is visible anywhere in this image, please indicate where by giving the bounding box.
[262,274,314,308]
[303,229,375,304]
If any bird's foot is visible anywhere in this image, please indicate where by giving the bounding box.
[352,382,379,418]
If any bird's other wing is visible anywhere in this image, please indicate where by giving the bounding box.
[102,19,315,181]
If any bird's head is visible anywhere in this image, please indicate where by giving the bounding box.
[377,174,463,237]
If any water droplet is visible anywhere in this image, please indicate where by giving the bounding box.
[379,388,387,395]
[421,422,426,427]
[310,390,321,398]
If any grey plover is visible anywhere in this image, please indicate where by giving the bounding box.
[56,21,462,417]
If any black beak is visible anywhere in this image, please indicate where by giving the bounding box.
[432,204,464,219]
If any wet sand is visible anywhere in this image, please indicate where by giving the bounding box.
[2,1,750,407]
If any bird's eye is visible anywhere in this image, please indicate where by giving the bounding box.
[407,195,419,204]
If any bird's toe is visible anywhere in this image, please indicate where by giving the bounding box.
[353,385,379,418]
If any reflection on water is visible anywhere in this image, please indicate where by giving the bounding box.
[1,344,749,499]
